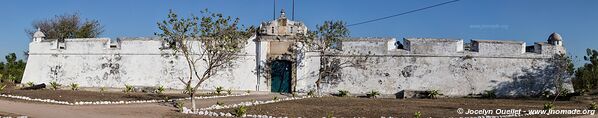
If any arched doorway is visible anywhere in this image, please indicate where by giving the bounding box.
[271,60,292,93]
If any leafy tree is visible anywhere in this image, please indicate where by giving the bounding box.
[573,48,598,93]
[0,53,27,83]
[297,20,369,95]
[26,13,104,39]
[155,9,253,110]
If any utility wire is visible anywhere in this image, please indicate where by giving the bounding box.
[347,0,460,27]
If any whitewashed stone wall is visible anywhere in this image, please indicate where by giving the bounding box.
[317,38,571,97]
[22,36,570,97]
[22,37,262,91]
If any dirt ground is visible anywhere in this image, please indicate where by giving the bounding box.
[214,97,595,118]
[0,88,198,102]
[1,84,596,118]
[0,111,26,117]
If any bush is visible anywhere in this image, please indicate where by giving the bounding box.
[156,85,165,94]
[326,112,334,118]
[215,86,224,95]
[414,111,422,118]
[26,82,34,87]
[427,90,441,99]
[307,90,315,96]
[69,83,79,91]
[338,90,350,97]
[366,90,380,98]
[175,100,184,112]
[234,106,247,117]
[49,81,61,90]
[124,84,134,93]
[544,102,555,110]
[482,90,497,99]
[273,96,278,100]
[99,87,106,92]
[0,84,6,92]
[245,90,251,94]
[226,89,232,95]
[590,102,597,110]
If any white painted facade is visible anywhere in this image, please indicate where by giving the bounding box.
[22,11,570,97]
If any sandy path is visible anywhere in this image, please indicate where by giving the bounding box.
[0,99,175,118]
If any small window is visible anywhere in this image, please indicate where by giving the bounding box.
[271,27,274,34]
[110,45,118,48]
[525,46,535,53]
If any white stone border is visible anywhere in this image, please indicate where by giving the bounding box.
[182,96,313,117]
[0,93,248,105]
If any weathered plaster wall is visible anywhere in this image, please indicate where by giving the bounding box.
[22,37,261,91]
[23,35,570,97]
[311,38,571,97]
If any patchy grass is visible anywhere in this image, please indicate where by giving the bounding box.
[214,97,589,117]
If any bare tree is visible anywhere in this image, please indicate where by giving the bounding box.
[26,13,103,39]
[548,53,574,102]
[155,9,253,110]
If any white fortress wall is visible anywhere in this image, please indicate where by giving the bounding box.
[22,37,261,91]
[318,38,570,97]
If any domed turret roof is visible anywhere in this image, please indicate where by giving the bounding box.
[548,32,562,41]
[33,28,45,38]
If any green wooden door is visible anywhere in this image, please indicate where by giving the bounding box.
[271,60,292,93]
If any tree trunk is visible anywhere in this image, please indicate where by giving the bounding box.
[191,92,196,111]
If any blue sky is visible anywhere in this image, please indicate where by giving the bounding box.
[0,0,597,65]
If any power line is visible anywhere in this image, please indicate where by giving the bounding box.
[347,0,460,27]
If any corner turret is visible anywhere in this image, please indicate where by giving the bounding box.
[33,28,45,42]
[547,32,563,46]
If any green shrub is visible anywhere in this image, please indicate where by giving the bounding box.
[26,82,34,87]
[482,90,497,99]
[307,90,315,96]
[234,106,247,117]
[544,102,555,110]
[292,92,297,97]
[245,90,251,94]
[49,81,61,90]
[0,84,6,92]
[99,87,106,92]
[156,85,165,94]
[273,96,279,100]
[69,83,79,91]
[338,90,350,97]
[215,86,224,95]
[124,84,134,93]
[414,111,422,118]
[226,89,232,95]
[175,100,184,112]
[590,102,597,110]
[326,111,334,118]
[427,90,441,99]
[366,90,380,98]
[216,101,224,106]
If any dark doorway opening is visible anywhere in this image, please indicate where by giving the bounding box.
[270,60,292,93]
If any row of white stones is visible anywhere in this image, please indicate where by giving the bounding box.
[0,93,248,105]
[182,96,313,117]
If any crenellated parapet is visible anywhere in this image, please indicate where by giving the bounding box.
[337,33,566,58]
